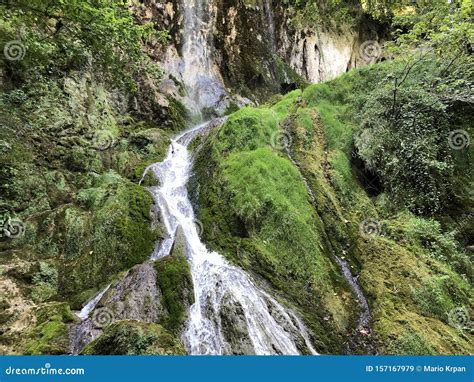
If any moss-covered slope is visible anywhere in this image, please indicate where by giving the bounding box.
[191,93,358,353]
[0,75,179,354]
[191,61,473,354]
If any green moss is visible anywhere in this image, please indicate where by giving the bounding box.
[383,213,472,279]
[212,107,279,155]
[222,148,328,285]
[192,103,356,353]
[154,238,194,332]
[412,277,456,320]
[60,175,156,305]
[166,97,188,132]
[31,261,58,303]
[80,321,185,355]
[390,330,435,355]
[23,303,75,355]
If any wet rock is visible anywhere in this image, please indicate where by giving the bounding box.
[219,293,254,355]
[69,262,165,354]
[154,226,194,332]
[170,225,188,258]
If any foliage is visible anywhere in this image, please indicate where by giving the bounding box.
[280,0,419,27]
[383,213,472,279]
[388,0,473,59]
[80,321,186,355]
[31,261,58,302]
[280,0,362,27]
[354,54,473,214]
[0,0,168,90]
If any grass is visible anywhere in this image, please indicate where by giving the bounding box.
[192,59,473,354]
[192,96,358,353]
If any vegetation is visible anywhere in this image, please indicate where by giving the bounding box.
[23,303,76,355]
[297,60,472,354]
[81,320,186,355]
[192,95,359,353]
[1,0,472,357]
[0,0,167,90]
[154,229,194,332]
[0,0,176,354]
[192,52,472,353]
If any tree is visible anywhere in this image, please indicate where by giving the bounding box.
[0,0,168,90]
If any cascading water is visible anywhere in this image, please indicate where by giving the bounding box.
[142,122,317,355]
[76,284,110,321]
[180,0,226,115]
[72,0,318,355]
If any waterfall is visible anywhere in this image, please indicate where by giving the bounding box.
[72,1,318,355]
[262,0,277,56]
[180,0,226,115]
[145,122,318,355]
[76,284,110,321]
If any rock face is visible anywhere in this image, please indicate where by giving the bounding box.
[140,0,386,106]
[280,27,357,84]
[69,261,163,354]
[69,226,195,355]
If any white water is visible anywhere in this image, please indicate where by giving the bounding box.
[74,0,317,354]
[180,0,226,114]
[76,284,110,320]
[141,122,317,355]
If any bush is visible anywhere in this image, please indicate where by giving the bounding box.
[354,55,473,215]
[355,85,453,214]
[31,262,58,303]
[1,0,167,90]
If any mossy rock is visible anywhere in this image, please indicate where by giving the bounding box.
[154,227,194,332]
[80,320,185,355]
[22,302,76,355]
[191,97,356,353]
[59,175,156,305]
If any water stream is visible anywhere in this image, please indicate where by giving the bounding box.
[281,117,372,350]
[142,122,317,355]
[180,0,226,114]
